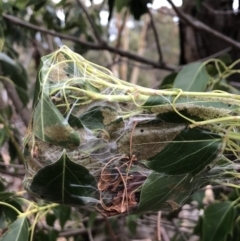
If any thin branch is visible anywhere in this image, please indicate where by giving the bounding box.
[0,169,25,177]
[113,9,128,61]
[2,13,175,71]
[197,47,232,62]
[203,2,240,15]
[172,219,188,241]
[157,211,161,241]
[166,0,240,50]
[0,115,26,164]
[147,8,163,63]
[2,79,30,127]
[130,14,150,84]
[75,0,104,44]
[161,226,170,241]
[104,216,118,241]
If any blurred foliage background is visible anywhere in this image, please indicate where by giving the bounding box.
[1,0,240,241]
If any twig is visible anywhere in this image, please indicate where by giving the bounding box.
[0,162,24,169]
[0,115,26,164]
[113,9,128,61]
[2,13,175,71]
[0,169,25,177]
[75,0,103,44]
[130,15,150,84]
[104,216,118,241]
[196,47,232,62]
[161,226,170,241]
[1,79,30,127]
[172,219,188,241]
[203,2,240,15]
[166,0,240,50]
[147,8,163,63]
[157,211,161,241]
[87,228,94,241]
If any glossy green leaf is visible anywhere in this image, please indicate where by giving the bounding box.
[78,106,119,130]
[108,0,115,22]
[126,214,139,235]
[0,217,29,241]
[30,151,99,206]
[33,94,80,147]
[48,229,58,241]
[143,128,222,175]
[159,72,177,89]
[52,205,71,229]
[173,62,209,91]
[202,202,235,241]
[129,0,153,20]
[2,199,22,223]
[136,172,203,213]
[0,192,15,201]
[46,213,56,227]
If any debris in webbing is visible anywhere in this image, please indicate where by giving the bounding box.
[23,45,240,216]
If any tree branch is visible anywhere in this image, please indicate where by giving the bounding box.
[113,9,128,61]
[2,13,175,71]
[147,8,164,63]
[75,0,104,44]
[166,0,240,50]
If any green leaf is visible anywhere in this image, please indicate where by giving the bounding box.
[143,128,222,175]
[108,0,115,22]
[173,62,209,91]
[14,0,28,9]
[27,0,47,11]
[202,202,235,241]
[52,205,71,229]
[30,151,99,206]
[159,72,177,89]
[48,229,58,241]
[115,0,128,12]
[0,192,15,201]
[136,173,203,213]
[129,0,153,20]
[78,106,119,130]
[46,213,56,227]
[33,94,80,147]
[0,128,8,147]
[126,214,139,235]
[0,217,29,241]
[2,199,22,223]
[88,211,97,228]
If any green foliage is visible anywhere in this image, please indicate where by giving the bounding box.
[1,1,240,239]
[145,128,222,175]
[173,62,209,91]
[0,217,29,241]
[22,47,240,225]
[108,0,153,21]
[29,151,98,206]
